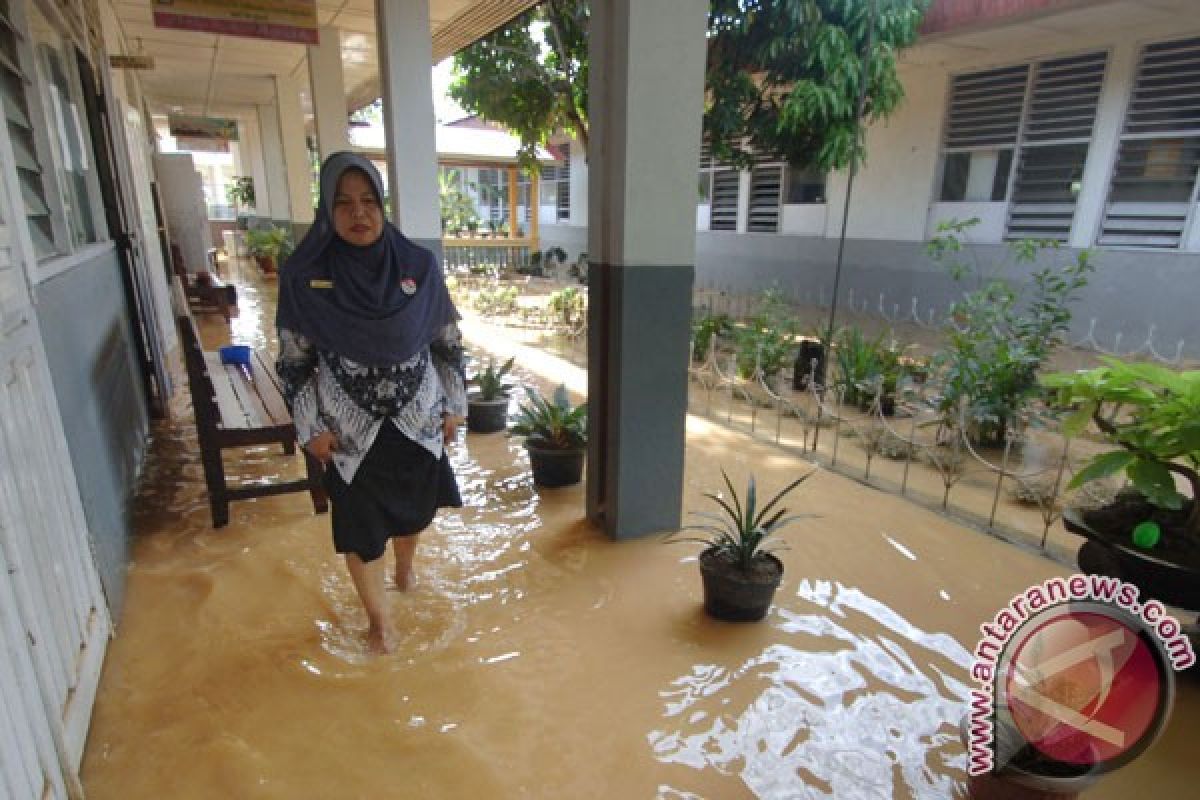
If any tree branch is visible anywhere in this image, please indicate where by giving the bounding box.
[542,0,589,151]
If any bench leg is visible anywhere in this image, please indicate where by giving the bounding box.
[199,442,231,527]
[303,450,329,514]
[281,437,296,455]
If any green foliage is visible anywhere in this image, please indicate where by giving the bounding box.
[451,0,589,172]
[510,385,588,450]
[705,0,928,171]
[452,0,926,174]
[691,312,733,362]
[548,286,586,326]
[226,176,255,210]
[470,356,515,401]
[473,285,519,315]
[439,170,480,233]
[245,226,293,261]
[666,469,817,571]
[929,218,1095,445]
[1042,358,1200,533]
[735,289,798,379]
[834,327,905,408]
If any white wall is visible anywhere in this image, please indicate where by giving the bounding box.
[153,153,212,271]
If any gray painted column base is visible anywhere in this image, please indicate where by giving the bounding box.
[412,237,444,268]
[587,262,694,539]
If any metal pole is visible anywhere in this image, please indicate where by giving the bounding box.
[813,0,878,452]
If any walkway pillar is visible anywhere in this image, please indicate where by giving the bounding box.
[257,102,291,224]
[586,0,708,538]
[375,0,443,259]
[274,76,314,225]
[308,25,351,161]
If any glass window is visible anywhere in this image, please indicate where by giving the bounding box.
[939,150,1012,202]
[785,165,826,204]
[28,3,100,249]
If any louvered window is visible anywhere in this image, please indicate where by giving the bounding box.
[0,0,53,256]
[555,158,569,221]
[1007,51,1107,241]
[939,65,1027,202]
[748,164,782,232]
[709,168,738,231]
[1100,36,1200,249]
[938,53,1107,242]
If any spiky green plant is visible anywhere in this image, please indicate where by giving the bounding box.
[667,469,817,571]
[510,385,587,450]
[470,356,515,401]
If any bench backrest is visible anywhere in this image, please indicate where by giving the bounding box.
[171,277,221,436]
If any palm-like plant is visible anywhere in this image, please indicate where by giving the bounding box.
[510,385,587,450]
[669,469,816,570]
[470,356,515,401]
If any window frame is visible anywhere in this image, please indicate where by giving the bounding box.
[1,0,107,277]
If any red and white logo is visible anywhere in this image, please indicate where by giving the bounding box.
[993,602,1173,775]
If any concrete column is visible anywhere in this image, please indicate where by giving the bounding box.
[736,169,752,233]
[1070,41,1139,249]
[240,114,269,220]
[375,0,442,258]
[275,76,314,225]
[586,0,708,539]
[568,140,588,227]
[307,25,351,161]
[257,102,291,222]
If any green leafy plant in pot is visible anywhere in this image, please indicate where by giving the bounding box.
[667,469,816,622]
[1043,357,1200,609]
[510,385,587,488]
[467,356,515,433]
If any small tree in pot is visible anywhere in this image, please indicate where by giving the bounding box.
[510,385,587,488]
[467,356,515,433]
[1043,358,1200,609]
[667,468,816,622]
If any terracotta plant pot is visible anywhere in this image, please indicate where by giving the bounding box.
[525,444,584,488]
[698,548,782,622]
[467,396,509,434]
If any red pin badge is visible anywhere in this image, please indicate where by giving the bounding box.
[401,278,417,295]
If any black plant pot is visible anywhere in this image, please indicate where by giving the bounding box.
[793,340,826,390]
[698,549,783,622]
[1064,508,1200,610]
[526,444,585,488]
[467,396,509,433]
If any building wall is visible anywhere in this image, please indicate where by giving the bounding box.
[35,246,148,616]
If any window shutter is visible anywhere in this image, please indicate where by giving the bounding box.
[1101,36,1200,249]
[0,2,52,256]
[1006,51,1107,241]
[943,65,1028,149]
[748,164,782,233]
[556,158,569,221]
[709,168,738,231]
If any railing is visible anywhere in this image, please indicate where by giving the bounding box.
[443,238,535,275]
[686,339,1116,565]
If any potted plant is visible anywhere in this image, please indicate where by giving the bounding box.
[467,356,515,433]
[667,468,816,622]
[244,226,292,274]
[510,385,587,488]
[1042,358,1200,609]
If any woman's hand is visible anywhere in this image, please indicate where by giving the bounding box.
[442,413,463,442]
[305,431,338,464]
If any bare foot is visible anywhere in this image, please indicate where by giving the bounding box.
[392,569,416,592]
[366,625,395,655]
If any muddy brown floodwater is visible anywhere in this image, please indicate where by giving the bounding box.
[81,268,1200,798]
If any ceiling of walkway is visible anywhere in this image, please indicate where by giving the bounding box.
[111,0,538,117]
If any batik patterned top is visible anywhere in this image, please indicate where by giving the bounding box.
[276,322,467,483]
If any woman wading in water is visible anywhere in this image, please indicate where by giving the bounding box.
[276,152,465,654]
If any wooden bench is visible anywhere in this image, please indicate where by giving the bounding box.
[171,278,328,527]
[172,243,237,322]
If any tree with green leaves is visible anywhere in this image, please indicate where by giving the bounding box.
[450,0,927,173]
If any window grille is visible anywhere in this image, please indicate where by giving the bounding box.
[748,164,782,233]
[1100,36,1200,249]
[709,168,738,231]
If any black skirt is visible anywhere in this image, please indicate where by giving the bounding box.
[324,421,462,562]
